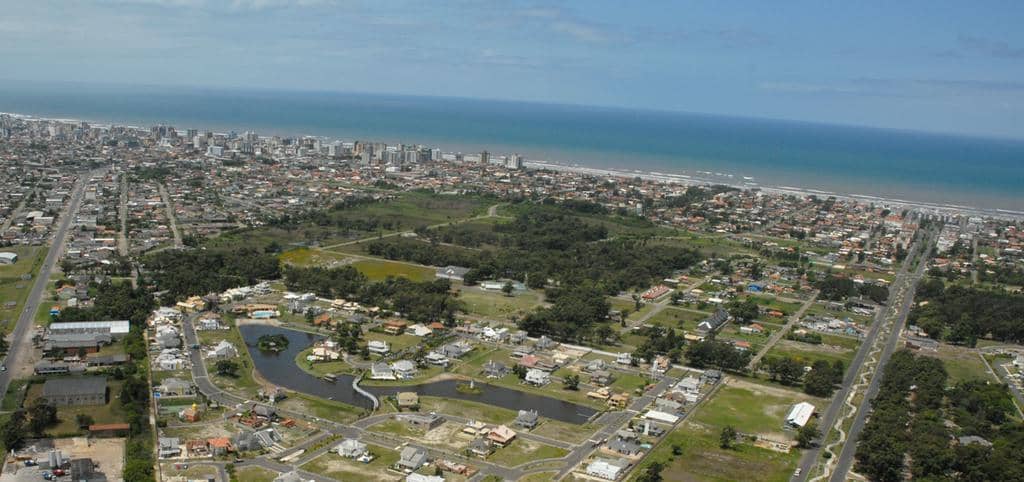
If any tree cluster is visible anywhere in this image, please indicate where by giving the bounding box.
[910,280,1024,346]
[684,340,750,371]
[144,247,280,303]
[854,349,1024,482]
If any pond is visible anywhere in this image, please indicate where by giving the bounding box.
[239,324,598,424]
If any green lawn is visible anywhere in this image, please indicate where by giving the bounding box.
[301,444,401,482]
[234,465,279,482]
[609,373,650,393]
[351,259,435,282]
[418,396,517,425]
[363,332,423,353]
[923,343,997,386]
[201,324,261,397]
[630,379,818,482]
[766,341,856,368]
[646,307,712,329]
[279,248,350,267]
[457,288,544,320]
[277,392,367,424]
[0,245,46,334]
[488,438,568,467]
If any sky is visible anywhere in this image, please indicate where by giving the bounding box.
[2,0,1024,139]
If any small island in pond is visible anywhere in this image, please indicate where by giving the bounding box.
[257,334,290,352]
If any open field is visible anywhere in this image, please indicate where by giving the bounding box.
[766,339,856,367]
[488,437,568,467]
[301,444,402,482]
[457,288,545,320]
[277,392,367,424]
[0,245,46,334]
[279,248,350,267]
[234,465,280,482]
[631,378,816,482]
[350,258,436,282]
[921,342,997,385]
[200,324,261,397]
[418,396,517,425]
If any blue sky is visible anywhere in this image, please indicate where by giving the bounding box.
[2,0,1023,138]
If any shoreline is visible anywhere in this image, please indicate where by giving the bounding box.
[4,110,1021,221]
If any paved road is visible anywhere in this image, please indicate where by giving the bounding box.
[826,230,933,482]
[0,171,92,396]
[158,182,183,249]
[795,228,931,482]
[747,290,820,370]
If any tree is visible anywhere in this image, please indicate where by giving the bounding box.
[215,359,239,377]
[76,413,95,429]
[1,409,26,451]
[632,293,643,311]
[804,360,841,397]
[501,281,514,297]
[720,425,737,449]
[635,461,664,482]
[796,422,820,448]
[512,364,527,380]
[27,399,57,435]
[563,374,580,391]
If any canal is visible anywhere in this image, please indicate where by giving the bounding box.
[239,324,598,424]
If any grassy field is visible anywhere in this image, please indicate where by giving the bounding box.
[234,465,279,482]
[26,379,128,435]
[301,444,402,482]
[631,379,817,482]
[279,248,350,267]
[363,332,423,353]
[350,258,435,282]
[646,307,712,329]
[457,288,544,320]
[766,340,856,367]
[277,392,367,424]
[199,324,261,398]
[418,396,517,425]
[923,343,997,386]
[488,438,568,467]
[0,245,46,334]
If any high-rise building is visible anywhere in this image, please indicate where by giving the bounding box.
[480,150,490,164]
[506,154,523,170]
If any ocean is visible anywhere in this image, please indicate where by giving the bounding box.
[1,81,1022,212]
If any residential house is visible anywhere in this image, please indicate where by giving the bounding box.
[487,425,517,446]
[469,437,492,457]
[696,308,729,335]
[368,340,390,355]
[524,368,550,386]
[440,341,473,359]
[207,437,232,456]
[586,457,629,480]
[514,410,539,430]
[435,265,470,281]
[157,377,193,397]
[370,362,396,380]
[482,360,508,379]
[207,340,238,359]
[424,351,449,367]
[397,446,429,471]
[397,392,419,410]
[335,439,369,458]
[158,437,181,458]
[535,335,556,350]
[397,413,444,430]
[383,320,408,335]
[391,360,418,379]
[590,370,615,386]
[606,430,643,456]
[615,352,632,365]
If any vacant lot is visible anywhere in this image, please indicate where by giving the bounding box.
[632,378,817,482]
[488,437,568,468]
[458,288,544,320]
[301,444,402,482]
[767,339,856,367]
[25,380,128,435]
[922,342,997,386]
[279,248,350,267]
[350,258,436,282]
[234,465,279,482]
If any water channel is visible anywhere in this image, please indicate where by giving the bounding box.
[239,324,598,424]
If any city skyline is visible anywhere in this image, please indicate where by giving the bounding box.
[2,0,1023,139]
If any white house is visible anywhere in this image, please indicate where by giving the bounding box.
[585,457,629,480]
[391,360,418,379]
[335,439,368,458]
[207,340,238,359]
[367,340,390,355]
[370,362,395,380]
[525,368,550,386]
[0,252,18,265]
[615,353,632,365]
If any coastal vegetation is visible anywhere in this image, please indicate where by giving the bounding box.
[854,350,1022,481]
[143,247,280,303]
[911,278,1024,345]
[257,334,290,352]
